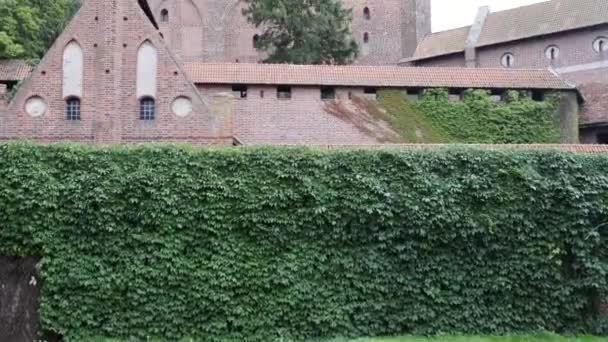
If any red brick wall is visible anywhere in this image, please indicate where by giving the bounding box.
[198,85,385,145]
[1,0,232,144]
[148,0,431,65]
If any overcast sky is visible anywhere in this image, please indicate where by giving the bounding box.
[431,0,548,32]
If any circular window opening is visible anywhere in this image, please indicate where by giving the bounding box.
[501,53,515,68]
[593,37,607,53]
[171,96,193,117]
[25,96,47,117]
[545,45,560,60]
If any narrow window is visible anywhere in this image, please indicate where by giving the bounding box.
[363,32,370,44]
[321,86,336,100]
[501,53,514,68]
[160,9,169,22]
[594,37,607,54]
[363,7,371,20]
[545,45,559,60]
[140,97,155,120]
[66,97,81,120]
[253,34,260,49]
[232,84,248,99]
[277,86,292,99]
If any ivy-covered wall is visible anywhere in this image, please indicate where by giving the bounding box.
[0,144,606,341]
[375,89,561,144]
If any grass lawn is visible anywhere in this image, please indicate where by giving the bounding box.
[320,336,608,342]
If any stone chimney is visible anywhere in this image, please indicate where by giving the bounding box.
[465,6,490,68]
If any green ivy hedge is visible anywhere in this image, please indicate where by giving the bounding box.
[1,143,607,341]
[377,89,561,144]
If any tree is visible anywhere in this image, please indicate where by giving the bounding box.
[243,0,359,65]
[0,0,80,59]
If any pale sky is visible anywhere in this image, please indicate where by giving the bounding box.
[432,0,549,32]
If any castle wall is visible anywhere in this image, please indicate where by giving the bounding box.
[197,85,384,144]
[149,0,431,64]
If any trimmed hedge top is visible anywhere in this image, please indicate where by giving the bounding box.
[0,143,607,341]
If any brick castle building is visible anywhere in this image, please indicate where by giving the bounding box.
[147,0,431,65]
[401,0,608,143]
[0,0,603,145]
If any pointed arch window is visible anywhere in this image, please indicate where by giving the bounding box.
[137,41,158,101]
[363,32,370,44]
[160,9,169,22]
[62,41,84,100]
[253,34,260,49]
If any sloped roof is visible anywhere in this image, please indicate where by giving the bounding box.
[413,26,470,60]
[410,0,608,61]
[0,60,33,82]
[184,62,575,90]
[138,0,159,29]
[477,0,608,47]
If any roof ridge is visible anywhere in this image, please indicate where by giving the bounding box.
[184,62,557,72]
[486,0,553,16]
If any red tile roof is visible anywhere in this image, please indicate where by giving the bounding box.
[277,144,608,154]
[0,60,32,82]
[184,63,575,90]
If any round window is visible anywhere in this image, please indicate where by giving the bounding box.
[545,45,560,60]
[171,96,193,117]
[593,37,607,53]
[501,53,515,68]
[25,96,47,117]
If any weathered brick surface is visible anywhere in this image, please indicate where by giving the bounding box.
[147,0,431,65]
[1,0,232,144]
[198,85,382,145]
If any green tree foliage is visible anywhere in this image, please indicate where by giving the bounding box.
[1,144,607,341]
[376,89,561,144]
[243,0,359,64]
[0,0,80,59]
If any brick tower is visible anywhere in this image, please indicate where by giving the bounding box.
[147,0,432,65]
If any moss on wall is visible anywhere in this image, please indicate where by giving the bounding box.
[374,89,561,144]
